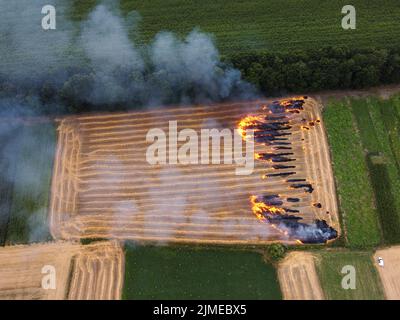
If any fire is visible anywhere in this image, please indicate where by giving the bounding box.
[280,96,306,106]
[250,196,292,238]
[240,96,337,244]
[237,115,263,139]
[250,195,285,220]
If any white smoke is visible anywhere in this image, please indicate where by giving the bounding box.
[0,0,258,244]
[75,3,255,106]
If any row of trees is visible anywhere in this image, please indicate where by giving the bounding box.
[229,46,400,95]
[1,46,400,115]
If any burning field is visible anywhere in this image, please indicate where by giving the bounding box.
[0,241,123,300]
[49,97,339,245]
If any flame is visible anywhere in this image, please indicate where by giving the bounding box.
[237,115,264,139]
[241,97,310,244]
[250,195,285,219]
[280,96,305,106]
[250,195,302,240]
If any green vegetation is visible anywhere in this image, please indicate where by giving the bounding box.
[323,102,380,247]
[116,0,400,54]
[232,47,400,95]
[65,1,400,98]
[352,97,400,244]
[324,96,400,246]
[123,245,282,299]
[266,243,287,262]
[0,125,20,244]
[316,251,384,300]
[2,1,400,113]
[1,123,55,245]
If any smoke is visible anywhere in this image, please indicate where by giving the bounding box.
[0,0,74,86]
[0,0,256,114]
[144,166,189,242]
[0,122,55,245]
[76,3,255,107]
[0,0,257,244]
[78,4,145,105]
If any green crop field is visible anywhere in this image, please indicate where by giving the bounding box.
[123,245,282,299]
[0,124,21,245]
[351,97,400,244]
[323,102,380,248]
[324,96,400,247]
[0,123,56,245]
[316,251,384,300]
[69,0,400,55]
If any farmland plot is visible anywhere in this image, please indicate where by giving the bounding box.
[50,98,339,245]
[0,241,123,300]
[0,122,56,245]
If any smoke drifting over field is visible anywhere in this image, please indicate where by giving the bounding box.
[0,1,255,243]
[0,0,255,114]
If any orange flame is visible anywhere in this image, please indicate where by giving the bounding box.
[241,97,309,244]
[237,115,264,139]
[280,96,305,106]
[250,196,285,219]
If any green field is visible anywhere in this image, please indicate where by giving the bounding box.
[123,245,282,299]
[351,97,400,244]
[0,124,20,244]
[69,0,400,55]
[316,251,384,300]
[0,123,55,245]
[324,96,400,247]
[323,102,380,247]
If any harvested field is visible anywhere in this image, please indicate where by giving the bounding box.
[278,252,324,300]
[374,246,400,299]
[0,241,123,300]
[68,241,124,300]
[0,242,78,300]
[49,97,339,244]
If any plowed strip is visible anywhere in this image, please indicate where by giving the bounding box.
[278,252,324,300]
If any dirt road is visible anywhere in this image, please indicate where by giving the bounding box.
[374,246,400,299]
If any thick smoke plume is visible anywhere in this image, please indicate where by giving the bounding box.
[0,0,256,243]
[0,0,256,115]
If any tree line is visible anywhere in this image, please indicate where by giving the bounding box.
[1,46,400,115]
[229,46,400,96]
